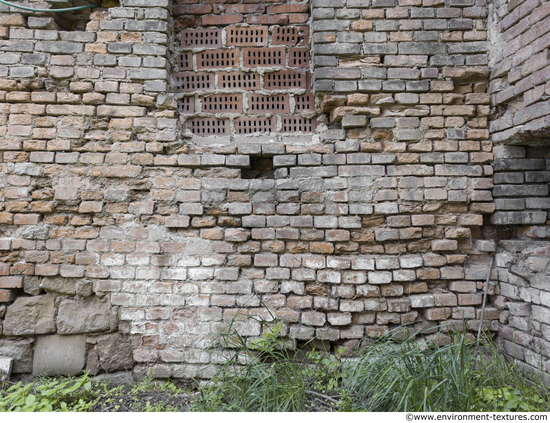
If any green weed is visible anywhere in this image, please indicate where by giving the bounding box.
[0,374,96,412]
[0,372,190,412]
[344,326,550,412]
[193,320,550,413]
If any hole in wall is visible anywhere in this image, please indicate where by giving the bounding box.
[241,156,273,180]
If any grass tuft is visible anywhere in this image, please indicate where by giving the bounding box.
[193,320,550,412]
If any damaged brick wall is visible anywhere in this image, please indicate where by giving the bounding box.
[0,0,548,382]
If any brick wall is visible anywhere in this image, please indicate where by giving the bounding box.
[0,0,548,382]
[0,0,178,376]
[492,145,550,226]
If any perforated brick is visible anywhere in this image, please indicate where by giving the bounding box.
[202,94,243,113]
[173,72,215,92]
[181,29,222,48]
[218,71,261,90]
[298,25,310,47]
[272,27,299,45]
[282,116,316,133]
[235,116,275,134]
[248,94,290,113]
[197,49,238,69]
[226,26,268,46]
[264,70,308,89]
[294,93,314,112]
[244,47,285,68]
[187,117,229,136]
[289,48,310,68]
[178,52,192,71]
[178,96,195,114]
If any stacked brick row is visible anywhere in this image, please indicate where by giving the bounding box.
[172,0,320,141]
[489,0,550,144]
[495,241,550,384]
[491,145,550,227]
[311,0,493,231]
[312,0,489,91]
[123,140,499,376]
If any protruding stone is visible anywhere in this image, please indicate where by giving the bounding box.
[342,114,368,129]
[330,106,381,122]
[441,67,489,82]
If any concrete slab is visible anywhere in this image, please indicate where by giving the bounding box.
[33,334,86,376]
[0,356,13,382]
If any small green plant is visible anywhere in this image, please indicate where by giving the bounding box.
[0,372,191,412]
[474,386,545,412]
[303,347,346,394]
[0,374,96,412]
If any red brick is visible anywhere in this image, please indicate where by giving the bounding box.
[246,15,289,25]
[35,264,59,276]
[225,4,264,13]
[203,93,243,113]
[173,4,212,15]
[289,48,310,68]
[202,14,243,26]
[218,71,261,90]
[243,47,285,68]
[267,4,308,13]
[13,214,40,225]
[226,26,268,46]
[288,14,309,24]
[0,276,23,289]
[310,242,334,254]
[0,289,17,302]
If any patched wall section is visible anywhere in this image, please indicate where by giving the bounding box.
[172,0,321,143]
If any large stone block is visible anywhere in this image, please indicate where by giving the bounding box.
[0,340,33,373]
[3,295,56,336]
[56,296,113,334]
[95,333,135,373]
[33,335,86,376]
